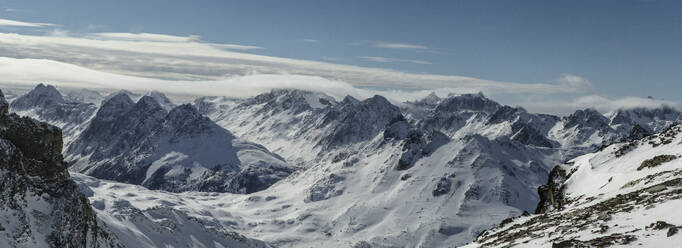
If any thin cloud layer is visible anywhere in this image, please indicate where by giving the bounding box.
[0,18,54,28]
[375,42,428,50]
[358,56,432,65]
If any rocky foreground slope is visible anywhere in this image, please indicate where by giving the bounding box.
[464,125,682,247]
[0,90,120,247]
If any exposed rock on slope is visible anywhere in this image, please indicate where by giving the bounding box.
[0,89,120,247]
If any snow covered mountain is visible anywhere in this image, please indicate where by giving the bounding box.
[8,84,682,247]
[190,89,682,246]
[66,92,293,193]
[465,124,682,247]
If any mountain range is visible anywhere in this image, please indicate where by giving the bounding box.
[4,83,682,247]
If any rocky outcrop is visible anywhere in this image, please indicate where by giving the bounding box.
[535,164,569,214]
[0,89,120,247]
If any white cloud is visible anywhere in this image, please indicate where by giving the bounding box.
[0,18,54,28]
[375,42,428,50]
[358,56,432,65]
[301,39,319,43]
[5,8,17,12]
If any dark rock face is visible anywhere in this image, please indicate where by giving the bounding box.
[509,122,556,148]
[0,90,119,247]
[628,124,651,140]
[320,95,402,149]
[432,177,452,196]
[535,165,568,214]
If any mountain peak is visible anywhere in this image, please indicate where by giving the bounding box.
[167,104,202,120]
[103,92,135,107]
[11,83,65,110]
[563,108,608,128]
[436,92,500,113]
[147,91,176,111]
[136,95,164,111]
[414,92,441,106]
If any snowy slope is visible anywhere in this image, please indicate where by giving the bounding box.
[73,175,273,248]
[465,125,682,247]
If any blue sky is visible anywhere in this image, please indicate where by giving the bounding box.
[0,0,680,113]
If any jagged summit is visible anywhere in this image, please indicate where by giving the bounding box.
[563,108,610,129]
[436,92,501,113]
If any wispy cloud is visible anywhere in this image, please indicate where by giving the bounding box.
[5,8,16,12]
[46,29,70,37]
[358,56,432,65]
[322,56,341,61]
[86,32,263,50]
[375,42,428,50]
[0,18,54,28]
[301,39,319,43]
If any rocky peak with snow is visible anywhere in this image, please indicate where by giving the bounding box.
[244,89,337,114]
[563,108,610,129]
[609,106,682,134]
[319,95,402,149]
[10,83,65,110]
